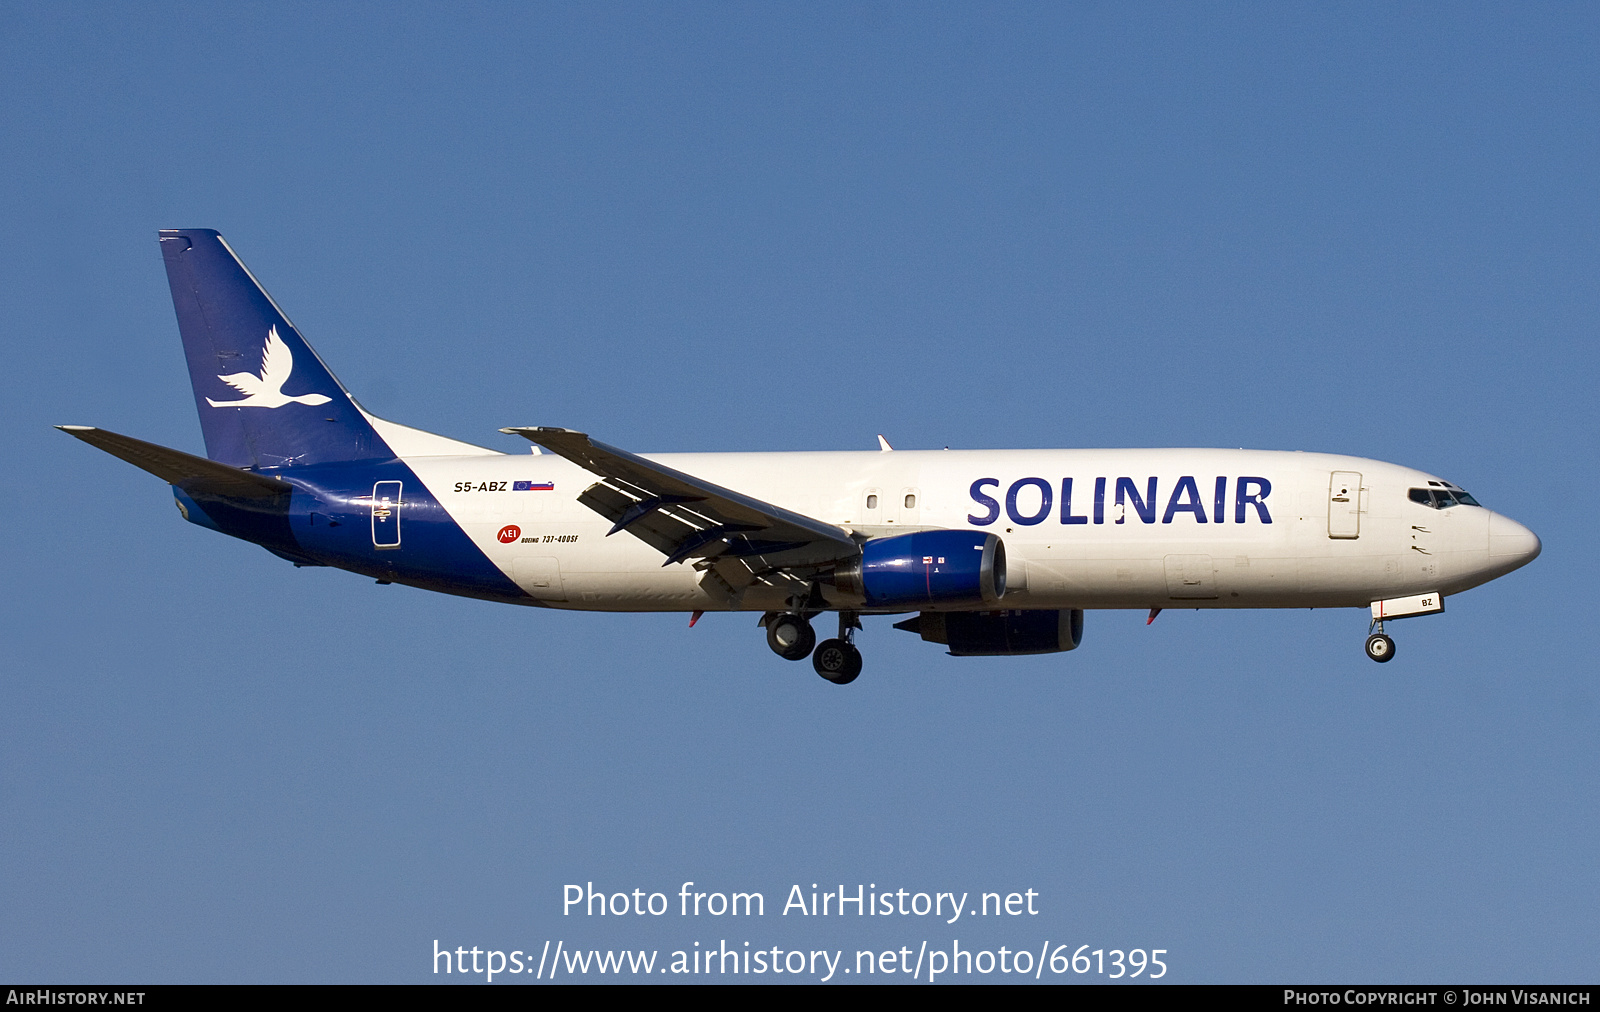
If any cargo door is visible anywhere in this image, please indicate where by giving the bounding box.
[1164,554,1217,599]
[513,556,567,602]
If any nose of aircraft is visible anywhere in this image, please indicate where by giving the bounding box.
[1488,512,1542,570]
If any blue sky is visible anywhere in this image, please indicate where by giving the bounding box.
[2,3,1595,983]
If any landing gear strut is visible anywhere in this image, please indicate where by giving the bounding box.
[813,611,863,684]
[1365,618,1395,663]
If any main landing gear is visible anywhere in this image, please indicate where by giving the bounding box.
[765,612,815,661]
[813,612,863,685]
[762,610,863,684]
[1365,619,1396,663]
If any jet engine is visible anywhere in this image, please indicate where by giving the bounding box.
[895,609,1085,656]
[832,530,1005,608]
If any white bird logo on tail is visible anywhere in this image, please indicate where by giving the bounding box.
[206,326,334,408]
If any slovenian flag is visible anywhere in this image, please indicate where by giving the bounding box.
[514,481,555,491]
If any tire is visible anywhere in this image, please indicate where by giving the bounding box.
[766,614,815,660]
[1364,633,1396,663]
[812,638,862,684]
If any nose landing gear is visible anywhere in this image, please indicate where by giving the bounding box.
[1365,619,1396,663]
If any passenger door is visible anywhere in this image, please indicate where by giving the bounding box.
[371,481,402,549]
[1328,471,1362,539]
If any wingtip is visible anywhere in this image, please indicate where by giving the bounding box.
[56,424,95,433]
[877,434,894,451]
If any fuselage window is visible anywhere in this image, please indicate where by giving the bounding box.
[866,494,878,509]
[904,494,916,509]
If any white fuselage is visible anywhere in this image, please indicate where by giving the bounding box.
[405,447,1537,614]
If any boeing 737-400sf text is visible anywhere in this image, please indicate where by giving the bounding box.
[61,230,1542,684]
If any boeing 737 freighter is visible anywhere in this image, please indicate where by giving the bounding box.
[60,230,1541,683]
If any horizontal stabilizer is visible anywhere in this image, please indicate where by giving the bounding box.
[56,426,291,498]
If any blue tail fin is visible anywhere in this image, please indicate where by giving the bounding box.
[160,229,392,468]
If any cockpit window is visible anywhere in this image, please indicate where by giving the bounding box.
[1409,487,1482,509]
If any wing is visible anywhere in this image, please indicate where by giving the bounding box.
[500,426,860,596]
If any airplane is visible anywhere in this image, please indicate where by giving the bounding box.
[60,229,1542,684]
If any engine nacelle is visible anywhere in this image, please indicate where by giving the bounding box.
[896,609,1084,656]
[834,530,1005,609]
